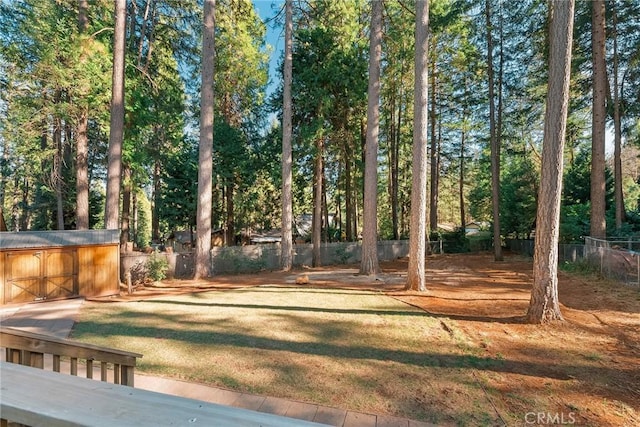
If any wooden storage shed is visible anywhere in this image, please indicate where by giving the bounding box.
[0,230,120,305]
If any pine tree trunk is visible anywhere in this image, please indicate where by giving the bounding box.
[312,137,323,267]
[429,61,438,232]
[121,165,131,246]
[360,0,383,276]
[527,0,574,324]
[280,0,294,270]
[105,0,127,231]
[152,160,160,241]
[76,110,89,230]
[345,153,353,241]
[194,0,215,279]
[389,87,399,241]
[612,5,624,230]
[486,0,503,261]
[590,0,607,239]
[459,127,466,230]
[406,0,429,292]
[76,0,90,230]
[53,102,64,230]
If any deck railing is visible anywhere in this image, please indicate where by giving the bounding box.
[1,361,327,427]
[0,326,142,386]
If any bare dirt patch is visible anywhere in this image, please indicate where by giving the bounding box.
[393,253,640,426]
[95,252,640,426]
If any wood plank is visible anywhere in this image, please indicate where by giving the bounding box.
[0,327,141,366]
[0,362,329,427]
[101,361,108,381]
[86,359,93,379]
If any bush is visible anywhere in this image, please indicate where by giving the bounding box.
[146,251,169,282]
[432,229,470,253]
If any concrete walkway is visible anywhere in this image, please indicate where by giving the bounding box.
[1,299,435,427]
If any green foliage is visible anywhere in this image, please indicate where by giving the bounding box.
[2,0,640,262]
[563,151,593,206]
[560,204,590,243]
[559,258,599,276]
[145,251,169,282]
[135,190,152,250]
[158,140,198,233]
[467,156,493,223]
[468,231,493,252]
[561,150,616,242]
[501,156,538,238]
[431,229,470,253]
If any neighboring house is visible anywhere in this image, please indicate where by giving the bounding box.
[465,222,487,235]
[294,213,336,240]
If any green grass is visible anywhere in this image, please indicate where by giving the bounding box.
[72,287,508,424]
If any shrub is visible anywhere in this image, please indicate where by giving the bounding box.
[146,251,169,282]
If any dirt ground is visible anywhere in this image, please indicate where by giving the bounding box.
[108,252,640,426]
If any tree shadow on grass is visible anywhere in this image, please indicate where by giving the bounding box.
[147,298,432,318]
[73,318,635,385]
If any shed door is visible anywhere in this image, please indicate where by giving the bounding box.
[3,249,78,304]
[43,249,78,300]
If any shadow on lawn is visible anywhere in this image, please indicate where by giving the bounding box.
[73,317,636,388]
[147,298,432,318]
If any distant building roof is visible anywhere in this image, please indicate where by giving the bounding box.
[0,230,120,249]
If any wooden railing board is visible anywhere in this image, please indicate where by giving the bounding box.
[0,327,140,366]
[1,362,329,427]
[0,326,141,387]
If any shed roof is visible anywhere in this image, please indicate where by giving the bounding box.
[0,230,119,250]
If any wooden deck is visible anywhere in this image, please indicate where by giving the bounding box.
[1,362,329,427]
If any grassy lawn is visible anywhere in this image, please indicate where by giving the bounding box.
[72,287,506,425]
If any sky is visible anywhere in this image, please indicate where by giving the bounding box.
[253,0,285,100]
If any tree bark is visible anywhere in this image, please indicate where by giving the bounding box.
[0,206,7,232]
[360,0,383,276]
[121,165,131,246]
[53,91,64,230]
[590,0,607,239]
[527,0,574,324]
[345,151,353,241]
[76,0,89,230]
[281,0,294,270]
[225,184,234,245]
[390,88,399,240]
[406,0,429,292]
[312,137,323,267]
[486,0,502,261]
[105,0,127,231]
[611,4,624,230]
[152,160,160,241]
[429,57,438,232]
[459,122,466,229]
[194,0,215,279]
